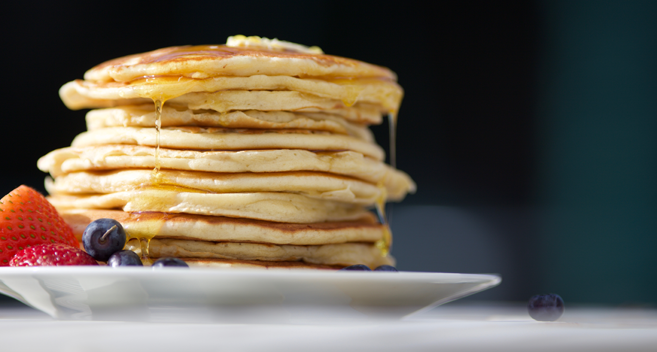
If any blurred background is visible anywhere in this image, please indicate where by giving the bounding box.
[0,0,655,305]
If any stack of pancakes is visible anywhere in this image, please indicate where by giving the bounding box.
[38,36,415,269]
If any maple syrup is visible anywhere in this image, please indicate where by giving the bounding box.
[124,89,222,261]
[152,99,164,180]
[373,180,392,257]
[121,211,177,261]
[135,96,166,261]
[371,110,399,257]
[124,92,177,260]
[388,112,397,169]
[123,210,163,261]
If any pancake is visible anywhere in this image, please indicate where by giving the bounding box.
[47,190,369,223]
[38,146,395,182]
[60,73,402,113]
[37,146,416,198]
[130,239,393,267]
[71,126,386,160]
[84,36,396,83]
[46,170,390,204]
[63,89,387,124]
[85,106,375,141]
[60,209,384,245]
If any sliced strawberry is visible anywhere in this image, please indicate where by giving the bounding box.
[10,243,98,266]
[0,185,78,265]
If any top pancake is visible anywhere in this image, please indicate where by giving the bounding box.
[84,36,396,83]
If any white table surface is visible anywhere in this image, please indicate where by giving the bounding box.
[1,303,656,352]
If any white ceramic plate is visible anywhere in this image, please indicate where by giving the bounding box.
[0,268,500,323]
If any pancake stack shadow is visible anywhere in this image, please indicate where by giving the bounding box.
[38,36,415,269]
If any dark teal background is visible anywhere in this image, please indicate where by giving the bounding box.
[536,0,657,304]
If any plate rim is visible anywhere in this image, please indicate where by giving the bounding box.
[0,268,501,320]
[0,266,501,280]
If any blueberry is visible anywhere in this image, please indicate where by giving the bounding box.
[82,219,127,261]
[528,294,564,321]
[374,265,398,272]
[108,250,143,267]
[152,257,189,268]
[340,264,371,271]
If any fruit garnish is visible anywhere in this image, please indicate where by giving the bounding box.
[528,293,565,321]
[82,218,127,262]
[373,265,398,272]
[340,264,371,271]
[0,185,78,266]
[108,250,143,267]
[9,243,98,266]
[152,257,189,268]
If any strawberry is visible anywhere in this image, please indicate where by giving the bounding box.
[0,185,78,265]
[10,243,98,266]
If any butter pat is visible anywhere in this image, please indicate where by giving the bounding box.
[227,35,323,54]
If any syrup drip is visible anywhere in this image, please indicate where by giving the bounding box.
[373,181,391,257]
[373,112,398,257]
[141,98,167,260]
[123,212,173,263]
[388,112,397,169]
[126,97,168,262]
[151,99,165,183]
[139,238,151,260]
